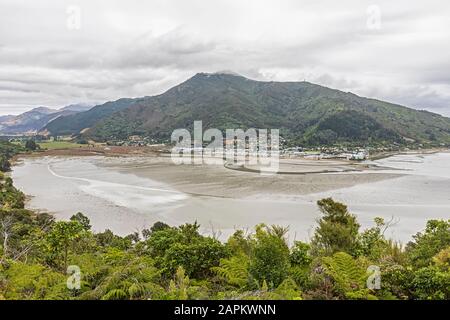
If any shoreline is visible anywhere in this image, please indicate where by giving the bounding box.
[11,151,450,243]
[16,144,449,162]
[12,146,412,199]
[368,147,449,160]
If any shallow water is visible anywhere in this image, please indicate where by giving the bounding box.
[11,153,450,243]
[12,157,187,233]
[304,153,450,241]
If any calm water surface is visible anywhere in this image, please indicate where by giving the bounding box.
[12,153,450,243]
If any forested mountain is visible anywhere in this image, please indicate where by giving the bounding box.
[85,73,450,145]
[42,98,138,136]
[42,73,450,146]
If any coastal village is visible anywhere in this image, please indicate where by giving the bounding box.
[5,128,448,162]
[100,134,371,160]
[3,133,387,161]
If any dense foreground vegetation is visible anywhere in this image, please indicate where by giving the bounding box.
[0,141,449,300]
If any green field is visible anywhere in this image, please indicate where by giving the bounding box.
[38,141,84,150]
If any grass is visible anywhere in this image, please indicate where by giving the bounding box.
[38,141,84,150]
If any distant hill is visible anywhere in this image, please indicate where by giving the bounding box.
[42,98,138,136]
[60,103,93,112]
[80,73,450,146]
[0,115,15,123]
[0,107,80,135]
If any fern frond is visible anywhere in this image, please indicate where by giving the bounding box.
[322,252,367,294]
[211,255,249,288]
[101,288,128,300]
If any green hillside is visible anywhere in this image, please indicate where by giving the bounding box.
[60,73,450,146]
[42,98,138,136]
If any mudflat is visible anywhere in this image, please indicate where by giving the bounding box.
[100,155,402,199]
[13,151,450,242]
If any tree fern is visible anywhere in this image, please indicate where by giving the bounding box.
[168,266,189,300]
[322,252,372,298]
[128,283,147,299]
[101,288,128,300]
[211,254,250,288]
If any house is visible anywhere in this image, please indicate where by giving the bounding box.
[348,151,367,160]
[128,135,142,142]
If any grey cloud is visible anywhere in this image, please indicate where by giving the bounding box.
[108,28,219,69]
[0,0,449,116]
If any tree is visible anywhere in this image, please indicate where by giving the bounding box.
[45,221,85,270]
[355,217,391,260]
[142,222,170,240]
[406,219,450,268]
[125,232,140,243]
[0,156,11,172]
[290,241,312,267]
[0,176,25,209]
[289,241,313,290]
[168,266,190,300]
[410,266,450,300]
[25,140,38,151]
[94,229,132,250]
[226,229,252,256]
[1,261,69,299]
[249,224,290,288]
[163,236,227,278]
[146,227,183,257]
[70,212,91,231]
[0,214,14,264]
[311,198,360,256]
[146,222,227,278]
[150,221,170,233]
[433,246,450,270]
[0,209,50,265]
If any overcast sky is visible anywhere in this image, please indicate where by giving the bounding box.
[1,0,449,116]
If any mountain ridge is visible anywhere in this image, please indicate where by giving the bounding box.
[42,98,139,136]
[44,73,450,146]
[0,107,75,135]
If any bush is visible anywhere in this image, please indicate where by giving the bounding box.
[249,225,290,288]
[25,140,38,151]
